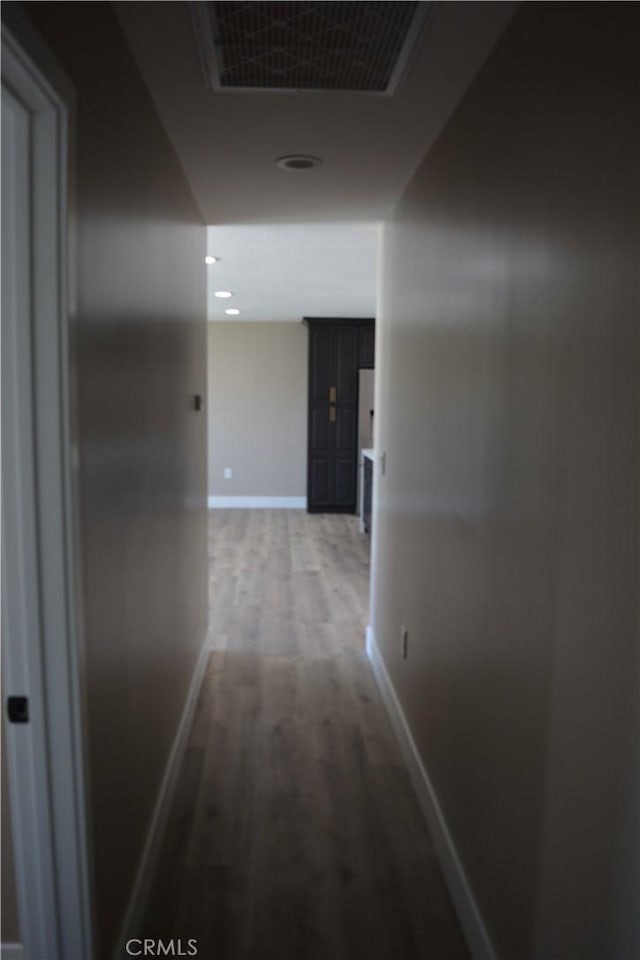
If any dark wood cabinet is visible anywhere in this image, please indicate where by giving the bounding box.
[304,317,374,513]
[358,324,375,369]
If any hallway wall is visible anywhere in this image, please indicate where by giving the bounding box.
[1,736,19,943]
[10,4,208,957]
[373,4,639,959]
[208,322,308,501]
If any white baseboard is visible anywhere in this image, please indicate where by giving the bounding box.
[113,632,212,960]
[1,944,24,960]
[365,626,496,960]
[208,496,306,509]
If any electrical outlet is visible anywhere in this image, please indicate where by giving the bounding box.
[223,467,232,479]
[401,626,409,660]
[381,451,387,476]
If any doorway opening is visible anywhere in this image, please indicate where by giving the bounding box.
[204,221,380,645]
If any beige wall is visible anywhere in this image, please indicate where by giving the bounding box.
[373,5,639,960]
[14,4,208,957]
[208,322,308,499]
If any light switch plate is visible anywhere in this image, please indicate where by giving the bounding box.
[224,467,232,479]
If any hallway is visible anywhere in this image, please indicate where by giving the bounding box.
[142,511,469,960]
[2,3,638,958]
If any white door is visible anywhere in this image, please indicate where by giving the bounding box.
[1,28,93,960]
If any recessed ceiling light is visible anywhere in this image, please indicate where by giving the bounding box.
[276,154,322,172]
[205,256,219,264]
[214,290,233,298]
[225,308,240,316]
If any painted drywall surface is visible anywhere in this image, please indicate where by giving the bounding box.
[206,223,378,323]
[373,5,639,959]
[16,4,208,956]
[1,731,20,944]
[116,1,517,224]
[208,322,307,498]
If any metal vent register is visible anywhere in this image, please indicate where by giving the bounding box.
[190,2,431,94]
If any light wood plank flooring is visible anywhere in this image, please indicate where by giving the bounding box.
[142,510,469,960]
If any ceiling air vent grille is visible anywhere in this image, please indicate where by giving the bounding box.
[190,1,431,95]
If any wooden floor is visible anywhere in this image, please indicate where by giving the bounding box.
[142,510,469,960]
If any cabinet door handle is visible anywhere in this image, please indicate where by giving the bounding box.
[329,405,336,422]
[329,386,336,402]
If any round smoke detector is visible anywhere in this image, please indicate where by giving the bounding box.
[276,154,322,172]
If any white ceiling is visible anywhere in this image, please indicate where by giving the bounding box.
[115,2,515,327]
[206,222,378,322]
[115,2,516,224]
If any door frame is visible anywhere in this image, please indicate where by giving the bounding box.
[1,23,94,960]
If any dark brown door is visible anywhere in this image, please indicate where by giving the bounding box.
[307,322,359,512]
